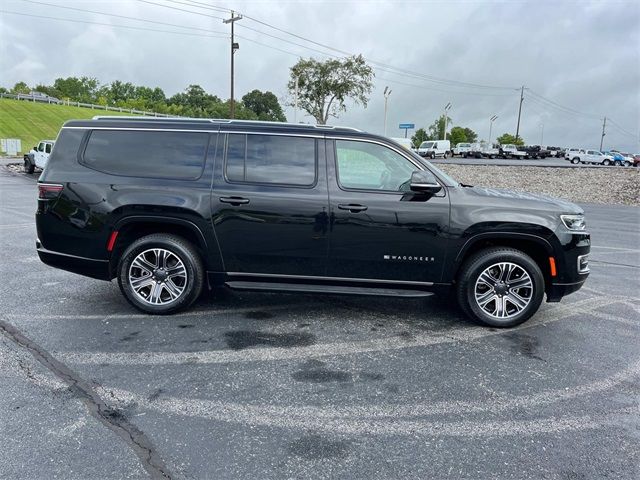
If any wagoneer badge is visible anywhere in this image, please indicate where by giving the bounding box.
[384,255,435,262]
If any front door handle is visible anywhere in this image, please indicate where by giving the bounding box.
[338,203,368,213]
[219,196,250,206]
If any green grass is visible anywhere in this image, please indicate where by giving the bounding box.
[0,98,139,154]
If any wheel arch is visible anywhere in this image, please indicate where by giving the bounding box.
[108,215,222,279]
[453,232,555,292]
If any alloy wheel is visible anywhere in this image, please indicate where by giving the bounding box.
[128,248,187,305]
[474,262,533,319]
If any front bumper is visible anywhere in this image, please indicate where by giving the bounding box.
[547,278,588,302]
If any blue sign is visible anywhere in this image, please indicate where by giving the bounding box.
[399,123,415,129]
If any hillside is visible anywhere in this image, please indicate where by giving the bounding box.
[0,98,140,154]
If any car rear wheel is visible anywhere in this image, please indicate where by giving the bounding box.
[117,233,204,314]
[23,158,34,174]
[571,158,580,164]
[603,159,611,166]
[623,161,631,167]
[456,248,545,327]
[443,151,449,159]
[614,160,622,166]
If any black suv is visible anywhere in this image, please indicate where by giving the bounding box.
[36,117,590,327]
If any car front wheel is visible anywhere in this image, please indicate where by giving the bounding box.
[603,159,611,166]
[456,248,545,327]
[571,158,580,164]
[23,158,34,174]
[117,233,204,314]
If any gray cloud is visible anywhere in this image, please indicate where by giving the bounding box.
[1,0,638,151]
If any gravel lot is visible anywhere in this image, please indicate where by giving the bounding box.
[437,164,640,206]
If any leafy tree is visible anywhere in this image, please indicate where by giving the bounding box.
[242,89,286,122]
[411,128,429,148]
[108,80,136,105]
[449,126,467,146]
[11,81,30,94]
[425,114,452,141]
[287,55,374,124]
[53,76,98,102]
[0,87,8,94]
[496,133,524,146]
[462,127,477,143]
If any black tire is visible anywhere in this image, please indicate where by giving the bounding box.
[603,159,611,166]
[614,160,621,167]
[456,247,545,328]
[443,151,449,159]
[623,161,631,167]
[117,233,204,315]
[571,158,580,164]
[23,158,34,174]
[430,152,435,159]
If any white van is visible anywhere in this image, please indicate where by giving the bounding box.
[418,140,451,159]
[389,137,414,151]
[452,142,472,157]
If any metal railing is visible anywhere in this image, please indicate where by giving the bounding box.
[0,92,175,117]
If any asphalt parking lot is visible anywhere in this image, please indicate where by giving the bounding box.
[431,155,635,168]
[1,165,639,479]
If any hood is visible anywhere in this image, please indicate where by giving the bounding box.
[466,186,583,214]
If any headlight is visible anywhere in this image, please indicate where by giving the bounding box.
[561,214,586,231]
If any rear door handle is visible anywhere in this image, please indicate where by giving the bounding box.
[219,196,250,206]
[338,204,368,213]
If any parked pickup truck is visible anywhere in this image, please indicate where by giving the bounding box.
[567,149,613,165]
[499,144,527,159]
[23,140,55,174]
[452,142,472,157]
[519,145,550,159]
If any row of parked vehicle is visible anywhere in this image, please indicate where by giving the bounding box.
[407,140,639,166]
[564,149,639,167]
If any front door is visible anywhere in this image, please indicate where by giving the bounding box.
[211,132,330,277]
[326,138,450,283]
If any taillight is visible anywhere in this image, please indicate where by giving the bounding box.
[38,183,64,200]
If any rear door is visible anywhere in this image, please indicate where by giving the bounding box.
[325,138,450,283]
[211,131,329,277]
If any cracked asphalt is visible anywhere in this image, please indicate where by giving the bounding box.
[1,164,639,479]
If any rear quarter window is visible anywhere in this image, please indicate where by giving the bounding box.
[82,130,209,180]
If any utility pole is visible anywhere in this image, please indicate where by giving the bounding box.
[539,122,544,145]
[515,85,524,142]
[600,117,607,151]
[443,102,451,140]
[489,115,498,145]
[293,75,299,123]
[383,86,391,136]
[223,11,242,119]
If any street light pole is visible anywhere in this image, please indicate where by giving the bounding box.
[489,115,498,145]
[443,102,451,140]
[515,85,524,142]
[383,86,391,136]
[539,122,544,145]
[223,11,242,119]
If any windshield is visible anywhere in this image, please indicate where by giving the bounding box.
[420,141,434,149]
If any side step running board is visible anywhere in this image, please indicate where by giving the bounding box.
[225,281,434,298]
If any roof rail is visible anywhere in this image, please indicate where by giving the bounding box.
[89,115,362,132]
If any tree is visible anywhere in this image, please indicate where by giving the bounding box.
[11,81,30,94]
[242,89,286,122]
[496,133,524,146]
[287,55,374,124]
[449,126,467,146]
[53,76,98,102]
[411,128,429,148]
[425,114,452,140]
[462,127,477,143]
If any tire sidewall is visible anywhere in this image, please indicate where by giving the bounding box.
[459,250,545,327]
[117,236,202,314]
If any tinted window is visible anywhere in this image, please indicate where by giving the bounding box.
[336,140,415,191]
[83,130,208,179]
[45,143,52,153]
[225,134,315,186]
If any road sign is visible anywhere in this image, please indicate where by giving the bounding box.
[399,123,415,129]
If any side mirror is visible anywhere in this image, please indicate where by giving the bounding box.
[410,171,442,194]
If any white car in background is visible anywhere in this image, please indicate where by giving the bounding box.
[567,149,613,165]
[418,140,451,159]
[452,142,472,157]
[389,137,414,151]
[23,140,55,174]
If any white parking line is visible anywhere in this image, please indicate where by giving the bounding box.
[55,296,629,366]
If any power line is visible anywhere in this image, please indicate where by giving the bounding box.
[527,90,601,120]
[0,10,228,38]
[17,0,227,35]
[140,0,520,92]
[606,117,637,139]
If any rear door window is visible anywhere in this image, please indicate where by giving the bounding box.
[83,130,209,179]
[224,134,316,186]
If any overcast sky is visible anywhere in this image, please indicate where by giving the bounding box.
[1,0,639,151]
